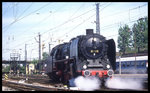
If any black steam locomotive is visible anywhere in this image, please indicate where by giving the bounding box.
[45,29,116,85]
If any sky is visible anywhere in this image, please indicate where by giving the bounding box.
[2,2,148,61]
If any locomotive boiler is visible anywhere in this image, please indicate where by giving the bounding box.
[45,29,116,86]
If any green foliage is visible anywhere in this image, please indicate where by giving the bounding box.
[2,65,26,73]
[2,65,10,72]
[117,16,148,54]
[31,59,38,65]
[132,17,148,52]
[19,66,26,73]
[42,52,49,60]
[117,24,131,54]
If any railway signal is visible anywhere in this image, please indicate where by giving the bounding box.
[42,43,45,51]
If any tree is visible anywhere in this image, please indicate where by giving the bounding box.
[117,24,132,54]
[132,17,148,53]
[2,65,10,72]
[19,66,26,73]
[31,59,38,65]
[143,17,148,50]
[42,52,49,60]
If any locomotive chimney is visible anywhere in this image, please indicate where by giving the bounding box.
[86,29,93,35]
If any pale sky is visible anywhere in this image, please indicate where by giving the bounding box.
[2,2,148,61]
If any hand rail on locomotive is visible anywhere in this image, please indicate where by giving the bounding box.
[53,58,75,64]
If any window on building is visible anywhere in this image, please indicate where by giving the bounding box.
[141,62,145,67]
[131,61,134,66]
[127,62,130,67]
[117,63,119,67]
[122,62,126,67]
[137,61,140,66]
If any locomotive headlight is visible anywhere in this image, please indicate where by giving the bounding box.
[66,56,69,59]
[83,65,87,69]
[44,64,47,67]
[106,64,110,69]
[93,38,97,41]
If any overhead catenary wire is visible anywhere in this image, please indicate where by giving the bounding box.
[17,2,34,20]
[3,3,51,32]
[100,4,147,31]
[3,3,13,16]
[2,3,53,52]
[2,3,33,29]
[14,3,68,38]
[2,3,148,59]
[12,3,18,21]
[5,3,69,50]
[38,5,96,44]
[42,3,146,39]
[100,3,147,20]
[67,3,85,20]
[58,16,146,43]
[59,2,110,31]
[43,3,86,42]
[15,3,146,48]
[9,36,36,49]
[56,13,96,41]
[40,7,95,36]
[56,3,112,41]
[3,4,95,51]
[4,3,146,48]
[100,2,112,11]
[100,12,147,31]
[5,2,145,38]
[4,5,95,52]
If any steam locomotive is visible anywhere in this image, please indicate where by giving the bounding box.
[45,29,116,86]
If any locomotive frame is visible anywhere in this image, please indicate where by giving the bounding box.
[45,29,116,86]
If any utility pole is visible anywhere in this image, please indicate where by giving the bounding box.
[25,44,27,74]
[134,28,137,69]
[42,41,45,59]
[25,44,27,61]
[35,33,42,72]
[38,33,42,72]
[39,33,41,63]
[49,43,52,56]
[119,56,121,75]
[96,3,100,35]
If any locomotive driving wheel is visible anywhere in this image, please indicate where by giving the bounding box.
[49,72,61,83]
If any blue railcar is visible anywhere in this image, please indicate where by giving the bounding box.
[115,56,148,74]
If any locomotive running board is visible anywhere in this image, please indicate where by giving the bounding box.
[87,64,103,67]
[53,58,74,63]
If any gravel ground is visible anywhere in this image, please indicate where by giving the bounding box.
[2,86,18,91]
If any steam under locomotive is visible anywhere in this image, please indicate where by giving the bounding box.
[45,29,116,86]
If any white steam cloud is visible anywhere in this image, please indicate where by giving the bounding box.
[105,77,143,90]
[74,76,101,91]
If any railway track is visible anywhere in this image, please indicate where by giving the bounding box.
[4,74,50,85]
[2,80,74,91]
[2,74,148,91]
[98,86,148,91]
[2,79,147,91]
